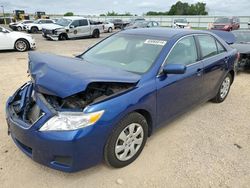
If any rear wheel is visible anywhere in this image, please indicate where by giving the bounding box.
[104,112,148,168]
[92,29,100,38]
[212,73,232,103]
[15,39,29,52]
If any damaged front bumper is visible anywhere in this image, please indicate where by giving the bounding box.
[42,32,59,41]
[6,82,109,172]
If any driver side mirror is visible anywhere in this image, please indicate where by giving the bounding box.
[69,25,75,29]
[162,64,186,74]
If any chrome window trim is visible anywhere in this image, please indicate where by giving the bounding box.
[157,33,228,76]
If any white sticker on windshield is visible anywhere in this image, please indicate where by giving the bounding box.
[144,39,167,46]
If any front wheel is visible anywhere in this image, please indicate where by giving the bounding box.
[104,112,148,168]
[15,39,29,52]
[212,73,232,103]
[92,29,100,38]
[17,26,22,31]
[31,27,38,33]
[108,27,113,33]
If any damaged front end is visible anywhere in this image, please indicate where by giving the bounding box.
[7,81,136,129]
[238,53,250,70]
[44,82,136,111]
[7,82,46,128]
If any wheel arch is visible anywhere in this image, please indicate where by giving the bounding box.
[134,109,153,137]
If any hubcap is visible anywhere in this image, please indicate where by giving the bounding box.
[115,123,144,161]
[220,77,230,99]
[16,41,26,51]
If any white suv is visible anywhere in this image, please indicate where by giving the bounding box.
[24,19,55,33]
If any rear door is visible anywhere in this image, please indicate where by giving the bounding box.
[78,19,91,36]
[156,35,204,127]
[196,34,228,99]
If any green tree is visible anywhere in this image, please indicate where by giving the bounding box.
[168,1,208,15]
[64,12,74,16]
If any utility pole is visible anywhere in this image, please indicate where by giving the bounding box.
[1,5,6,25]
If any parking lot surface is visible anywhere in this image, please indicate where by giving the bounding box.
[0,32,250,188]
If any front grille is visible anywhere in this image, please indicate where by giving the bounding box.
[214,25,225,29]
[42,29,53,34]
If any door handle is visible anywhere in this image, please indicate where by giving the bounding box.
[196,68,203,77]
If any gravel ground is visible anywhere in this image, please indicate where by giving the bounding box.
[0,30,250,188]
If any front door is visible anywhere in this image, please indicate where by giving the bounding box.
[156,35,204,127]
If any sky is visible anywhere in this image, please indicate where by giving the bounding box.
[0,0,249,16]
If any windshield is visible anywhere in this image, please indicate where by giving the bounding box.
[175,19,187,23]
[56,18,72,26]
[81,34,167,74]
[233,31,250,43]
[33,20,40,24]
[215,18,231,23]
[133,21,147,27]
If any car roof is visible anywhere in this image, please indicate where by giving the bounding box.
[62,16,86,20]
[120,28,209,39]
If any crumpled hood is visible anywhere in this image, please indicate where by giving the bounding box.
[231,43,250,54]
[28,52,141,98]
[42,23,64,30]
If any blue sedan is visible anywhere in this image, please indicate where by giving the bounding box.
[6,28,237,172]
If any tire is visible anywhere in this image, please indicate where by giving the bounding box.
[92,29,100,38]
[104,112,148,168]
[17,26,22,31]
[31,27,38,33]
[212,73,232,103]
[108,27,112,33]
[15,39,29,52]
[59,33,68,40]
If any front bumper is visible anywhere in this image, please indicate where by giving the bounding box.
[42,33,59,41]
[29,39,36,49]
[5,83,108,172]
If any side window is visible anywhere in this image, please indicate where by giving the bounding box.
[79,19,88,26]
[166,36,198,66]
[71,20,80,27]
[148,22,153,27]
[216,40,226,54]
[46,20,53,23]
[198,35,218,59]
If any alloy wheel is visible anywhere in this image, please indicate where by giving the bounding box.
[220,77,230,99]
[115,123,144,161]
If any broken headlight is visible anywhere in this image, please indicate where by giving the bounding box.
[39,110,104,131]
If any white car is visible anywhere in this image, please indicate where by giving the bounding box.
[9,20,34,31]
[103,22,114,33]
[24,19,55,33]
[172,18,191,29]
[0,26,36,52]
